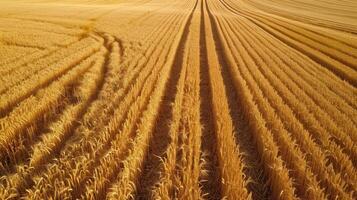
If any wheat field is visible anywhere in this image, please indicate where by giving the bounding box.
[0,0,356,199]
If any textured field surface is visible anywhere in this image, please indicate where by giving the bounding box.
[0,0,356,199]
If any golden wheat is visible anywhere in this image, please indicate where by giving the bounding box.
[0,0,356,199]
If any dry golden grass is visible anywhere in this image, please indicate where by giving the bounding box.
[0,0,356,199]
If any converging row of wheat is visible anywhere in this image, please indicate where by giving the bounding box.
[0,0,356,199]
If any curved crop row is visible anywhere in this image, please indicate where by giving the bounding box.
[23,4,192,199]
[0,38,93,95]
[0,37,102,117]
[0,49,102,172]
[0,47,107,199]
